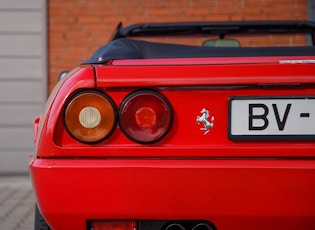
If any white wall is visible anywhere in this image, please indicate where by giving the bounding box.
[0,0,47,174]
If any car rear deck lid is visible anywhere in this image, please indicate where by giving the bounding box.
[95,59,315,87]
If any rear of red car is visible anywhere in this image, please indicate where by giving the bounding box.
[30,21,315,230]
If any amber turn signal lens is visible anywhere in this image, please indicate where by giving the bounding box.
[119,91,173,144]
[64,91,116,143]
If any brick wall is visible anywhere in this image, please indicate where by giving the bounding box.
[48,0,308,92]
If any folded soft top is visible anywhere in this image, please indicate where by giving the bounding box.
[82,38,315,64]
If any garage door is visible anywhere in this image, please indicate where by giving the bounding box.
[0,0,47,174]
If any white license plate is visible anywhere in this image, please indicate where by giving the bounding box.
[228,96,315,141]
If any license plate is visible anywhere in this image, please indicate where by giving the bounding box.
[228,96,315,141]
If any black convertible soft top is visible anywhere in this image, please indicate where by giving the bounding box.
[82,21,315,64]
[82,38,315,64]
[111,20,315,39]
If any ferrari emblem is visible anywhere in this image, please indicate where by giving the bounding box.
[196,108,214,135]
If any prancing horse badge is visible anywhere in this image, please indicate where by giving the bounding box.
[196,108,214,135]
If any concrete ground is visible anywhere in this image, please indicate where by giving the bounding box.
[0,175,35,230]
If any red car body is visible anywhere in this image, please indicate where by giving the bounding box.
[30,21,315,230]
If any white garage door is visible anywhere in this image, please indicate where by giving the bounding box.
[0,0,47,174]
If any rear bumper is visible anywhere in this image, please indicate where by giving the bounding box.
[30,158,315,230]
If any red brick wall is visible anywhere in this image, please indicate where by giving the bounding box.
[48,0,308,92]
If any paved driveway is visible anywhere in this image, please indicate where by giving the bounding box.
[0,175,35,230]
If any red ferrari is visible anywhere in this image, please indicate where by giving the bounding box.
[30,21,315,230]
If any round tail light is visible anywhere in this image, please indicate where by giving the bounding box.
[119,90,173,144]
[64,91,116,144]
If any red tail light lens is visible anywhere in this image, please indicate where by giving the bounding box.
[119,91,173,144]
[64,91,116,144]
[90,220,137,230]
